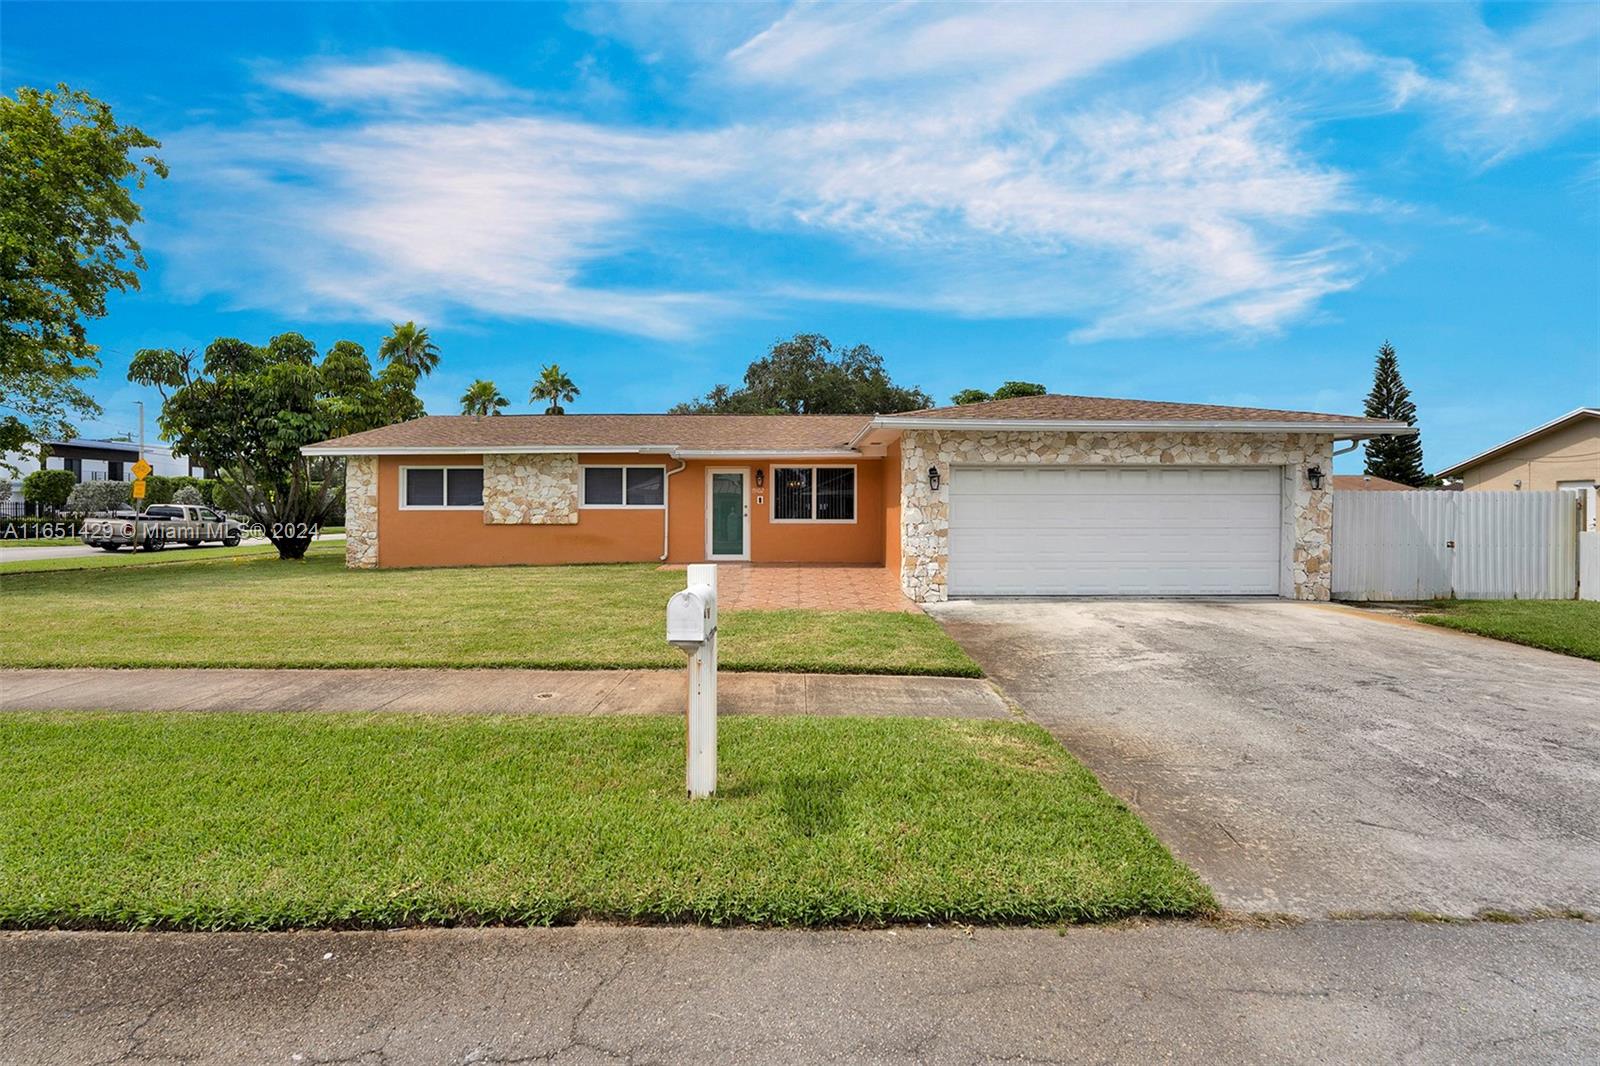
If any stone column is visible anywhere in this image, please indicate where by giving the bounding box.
[344,456,379,568]
[1289,436,1334,600]
[899,430,949,602]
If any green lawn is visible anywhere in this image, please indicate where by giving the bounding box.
[0,551,979,675]
[1417,599,1600,661]
[0,712,1213,929]
[0,536,82,547]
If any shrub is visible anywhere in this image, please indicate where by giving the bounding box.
[173,485,204,505]
[65,480,133,515]
[143,474,177,505]
[22,469,76,512]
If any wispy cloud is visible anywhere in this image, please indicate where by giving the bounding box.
[174,2,1577,342]
[163,101,735,336]
[728,1,1226,113]
[1331,6,1600,168]
[259,51,517,108]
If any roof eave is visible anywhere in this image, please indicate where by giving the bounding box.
[300,444,681,457]
[300,444,863,459]
[671,449,862,459]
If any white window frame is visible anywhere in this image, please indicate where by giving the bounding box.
[579,464,668,510]
[768,463,858,524]
[399,465,485,510]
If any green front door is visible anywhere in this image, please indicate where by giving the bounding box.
[710,472,745,557]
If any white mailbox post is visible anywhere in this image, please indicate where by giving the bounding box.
[666,563,718,798]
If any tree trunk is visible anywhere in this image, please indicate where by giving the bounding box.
[272,535,314,560]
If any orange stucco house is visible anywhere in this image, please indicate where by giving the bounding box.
[304,394,1409,603]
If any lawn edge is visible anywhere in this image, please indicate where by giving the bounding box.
[1415,613,1600,662]
[0,659,983,676]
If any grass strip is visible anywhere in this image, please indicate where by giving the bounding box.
[1416,599,1600,661]
[0,553,979,676]
[0,540,344,575]
[0,712,1213,929]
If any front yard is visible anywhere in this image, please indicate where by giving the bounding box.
[0,712,1213,928]
[1417,600,1600,661]
[0,550,978,676]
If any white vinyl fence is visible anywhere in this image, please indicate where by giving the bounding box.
[1333,490,1579,601]
[1581,533,1600,602]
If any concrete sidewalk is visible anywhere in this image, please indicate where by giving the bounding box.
[0,667,1010,718]
[4,921,1596,1065]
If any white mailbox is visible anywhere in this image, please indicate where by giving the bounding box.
[668,564,719,798]
[666,582,717,649]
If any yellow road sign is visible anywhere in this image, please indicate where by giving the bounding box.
[131,459,153,479]
[131,480,147,500]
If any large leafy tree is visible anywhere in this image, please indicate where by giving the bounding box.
[1362,340,1427,486]
[993,380,1047,401]
[129,333,423,559]
[0,84,166,465]
[377,320,440,376]
[672,334,931,414]
[531,364,579,415]
[460,378,508,416]
[950,380,1048,405]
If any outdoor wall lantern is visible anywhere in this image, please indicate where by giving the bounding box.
[754,468,764,489]
[928,465,941,491]
[1307,465,1325,490]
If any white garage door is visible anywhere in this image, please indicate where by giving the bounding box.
[948,466,1282,596]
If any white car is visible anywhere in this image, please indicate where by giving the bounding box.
[80,504,244,551]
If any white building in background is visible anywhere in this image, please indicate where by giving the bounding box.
[2,439,204,514]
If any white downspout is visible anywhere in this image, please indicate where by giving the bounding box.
[661,456,687,561]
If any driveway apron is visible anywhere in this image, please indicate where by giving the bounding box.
[929,598,1600,917]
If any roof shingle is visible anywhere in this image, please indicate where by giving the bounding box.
[304,393,1394,454]
[305,413,872,453]
[890,393,1393,425]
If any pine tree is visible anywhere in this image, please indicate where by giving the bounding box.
[1362,341,1427,486]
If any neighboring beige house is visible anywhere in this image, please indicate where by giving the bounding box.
[1436,408,1600,530]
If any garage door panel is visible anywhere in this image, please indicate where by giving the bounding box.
[948,466,1282,596]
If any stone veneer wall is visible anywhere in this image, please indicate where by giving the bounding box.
[483,453,579,525]
[344,456,379,569]
[898,430,1334,603]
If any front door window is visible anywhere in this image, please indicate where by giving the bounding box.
[711,472,745,556]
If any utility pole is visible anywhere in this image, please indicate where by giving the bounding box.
[136,401,144,517]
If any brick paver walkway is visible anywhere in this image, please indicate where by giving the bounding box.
[660,564,917,612]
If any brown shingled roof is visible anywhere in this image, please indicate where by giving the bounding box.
[891,393,1389,425]
[305,413,873,453]
[305,393,1399,455]
[1331,474,1413,491]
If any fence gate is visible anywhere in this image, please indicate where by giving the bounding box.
[1333,490,1579,600]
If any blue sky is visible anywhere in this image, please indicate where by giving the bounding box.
[5,1,1598,471]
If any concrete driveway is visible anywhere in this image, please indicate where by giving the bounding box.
[929,598,1600,918]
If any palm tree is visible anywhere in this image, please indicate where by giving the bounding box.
[460,379,509,417]
[378,321,441,376]
[530,364,579,415]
